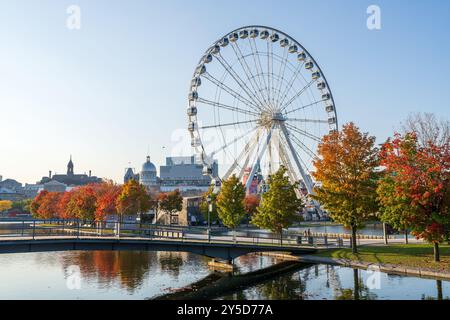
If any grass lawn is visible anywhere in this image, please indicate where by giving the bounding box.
[317,244,450,272]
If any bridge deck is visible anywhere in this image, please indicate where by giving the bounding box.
[0,235,317,261]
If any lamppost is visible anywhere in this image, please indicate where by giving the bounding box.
[206,194,212,242]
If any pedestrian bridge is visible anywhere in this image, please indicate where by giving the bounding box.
[0,236,317,262]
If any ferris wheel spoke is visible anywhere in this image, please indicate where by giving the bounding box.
[279,79,317,112]
[197,97,259,117]
[277,61,305,107]
[266,41,274,107]
[203,73,260,111]
[215,53,266,111]
[231,42,269,107]
[209,126,257,158]
[274,47,289,107]
[200,119,257,130]
[289,133,318,160]
[285,123,322,143]
[286,118,329,124]
[284,99,327,116]
[248,38,270,104]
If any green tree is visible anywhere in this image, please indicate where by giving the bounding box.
[199,187,219,224]
[377,174,411,243]
[312,122,380,253]
[11,199,32,213]
[252,166,303,244]
[216,175,246,240]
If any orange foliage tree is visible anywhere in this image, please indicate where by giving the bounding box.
[94,182,122,222]
[312,122,380,253]
[66,185,97,221]
[115,179,152,222]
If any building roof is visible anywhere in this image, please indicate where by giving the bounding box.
[142,156,157,173]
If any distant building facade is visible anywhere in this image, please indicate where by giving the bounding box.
[43,180,67,193]
[0,187,25,201]
[159,156,218,195]
[0,179,22,193]
[39,156,102,187]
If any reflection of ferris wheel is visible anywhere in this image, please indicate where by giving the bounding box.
[187,26,338,196]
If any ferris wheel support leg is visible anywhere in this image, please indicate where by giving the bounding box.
[245,128,273,192]
[222,129,260,181]
[279,124,324,217]
[279,124,314,194]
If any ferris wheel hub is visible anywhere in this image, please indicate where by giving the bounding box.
[257,110,286,128]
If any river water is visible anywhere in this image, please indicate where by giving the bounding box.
[0,250,448,300]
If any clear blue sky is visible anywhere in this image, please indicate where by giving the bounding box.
[1,0,449,184]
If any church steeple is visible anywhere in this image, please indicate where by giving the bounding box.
[67,155,74,176]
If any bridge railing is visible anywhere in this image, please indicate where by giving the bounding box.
[0,219,351,249]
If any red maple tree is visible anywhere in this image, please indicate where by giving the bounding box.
[380,132,450,261]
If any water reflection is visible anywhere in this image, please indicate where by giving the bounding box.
[0,250,449,300]
[223,264,449,300]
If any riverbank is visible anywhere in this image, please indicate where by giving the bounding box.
[154,260,312,300]
[302,244,450,280]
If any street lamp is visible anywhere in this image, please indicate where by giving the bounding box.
[206,195,212,242]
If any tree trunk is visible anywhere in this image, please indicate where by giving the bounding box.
[280,231,283,246]
[404,229,409,244]
[434,242,440,262]
[383,223,388,245]
[437,280,443,300]
[351,225,358,254]
[353,268,360,300]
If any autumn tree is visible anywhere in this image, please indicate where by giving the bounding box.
[380,132,450,261]
[37,192,62,219]
[244,194,260,217]
[57,191,75,220]
[68,186,97,222]
[216,175,246,240]
[30,190,49,218]
[252,166,303,244]
[94,182,122,222]
[312,122,380,253]
[159,189,183,225]
[116,179,152,223]
[0,200,13,213]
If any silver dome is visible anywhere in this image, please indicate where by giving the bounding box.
[142,156,157,172]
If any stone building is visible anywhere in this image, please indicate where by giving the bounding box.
[39,156,102,187]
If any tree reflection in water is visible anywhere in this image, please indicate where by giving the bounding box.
[59,251,197,293]
[157,251,186,278]
[334,269,377,300]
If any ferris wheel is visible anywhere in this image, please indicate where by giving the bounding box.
[187,26,338,197]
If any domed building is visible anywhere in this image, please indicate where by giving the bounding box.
[140,156,159,192]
